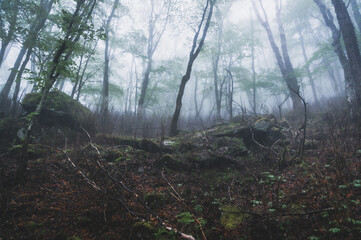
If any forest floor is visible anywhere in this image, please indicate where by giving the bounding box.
[0,114,361,240]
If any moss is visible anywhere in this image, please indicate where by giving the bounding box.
[220,205,249,230]
[21,90,93,130]
[155,154,189,171]
[129,221,157,240]
[144,192,166,210]
[7,144,50,160]
[26,221,42,231]
[77,216,92,227]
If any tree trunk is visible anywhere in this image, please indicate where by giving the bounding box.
[251,9,257,114]
[137,0,170,119]
[11,48,33,116]
[0,0,54,112]
[170,0,215,136]
[332,0,361,117]
[297,27,320,107]
[16,0,98,183]
[351,0,361,33]
[252,0,302,112]
[100,0,119,130]
[0,0,20,68]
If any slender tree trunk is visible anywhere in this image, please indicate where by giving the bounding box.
[0,0,54,111]
[100,0,119,130]
[274,0,302,111]
[0,0,20,68]
[137,0,170,119]
[137,59,152,119]
[351,0,361,33]
[314,0,358,116]
[297,27,320,107]
[11,48,33,116]
[252,0,302,112]
[170,0,215,136]
[71,43,85,98]
[251,8,257,114]
[332,0,361,117]
[16,0,98,182]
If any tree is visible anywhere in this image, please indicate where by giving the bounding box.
[16,0,98,182]
[331,0,361,117]
[100,0,120,130]
[169,0,215,137]
[313,0,360,116]
[350,0,361,33]
[0,0,54,112]
[0,0,21,68]
[251,0,302,112]
[137,0,172,119]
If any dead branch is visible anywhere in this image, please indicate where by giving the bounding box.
[161,170,207,240]
[81,126,197,240]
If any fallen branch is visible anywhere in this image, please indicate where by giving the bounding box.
[81,126,197,240]
[161,170,207,240]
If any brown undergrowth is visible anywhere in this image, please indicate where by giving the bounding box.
[0,114,360,240]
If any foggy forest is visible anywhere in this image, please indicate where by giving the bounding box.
[0,0,360,239]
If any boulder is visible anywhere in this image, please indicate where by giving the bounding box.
[21,90,94,131]
[155,154,190,171]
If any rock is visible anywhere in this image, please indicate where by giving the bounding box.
[220,205,249,230]
[144,192,166,210]
[155,154,190,171]
[304,140,318,150]
[21,90,94,131]
[212,137,247,157]
[129,222,156,240]
[139,139,161,153]
[253,120,272,133]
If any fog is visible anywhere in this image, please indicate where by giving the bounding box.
[0,0,355,133]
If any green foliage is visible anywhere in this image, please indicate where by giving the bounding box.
[176,212,195,225]
[153,228,177,240]
[220,205,248,230]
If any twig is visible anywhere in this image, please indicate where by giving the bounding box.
[161,170,207,240]
[57,148,100,191]
[81,126,197,240]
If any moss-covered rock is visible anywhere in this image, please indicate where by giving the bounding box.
[21,90,94,131]
[154,154,190,170]
[129,221,157,240]
[220,205,249,230]
[6,144,51,160]
[144,192,166,210]
[212,137,247,157]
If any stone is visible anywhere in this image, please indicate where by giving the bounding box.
[220,205,249,230]
[21,90,94,131]
[154,154,189,171]
[129,222,156,240]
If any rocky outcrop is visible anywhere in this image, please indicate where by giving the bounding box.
[21,90,94,131]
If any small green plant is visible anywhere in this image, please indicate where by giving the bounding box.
[194,204,203,213]
[153,228,176,240]
[307,236,319,240]
[176,212,194,225]
[328,227,340,233]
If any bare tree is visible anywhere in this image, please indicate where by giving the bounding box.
[100,0,120,130]
[169,0,215,136]
[251,0,302,112]
[313,0,360,117]
[331,0,361,117]
[137,0,171,119]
